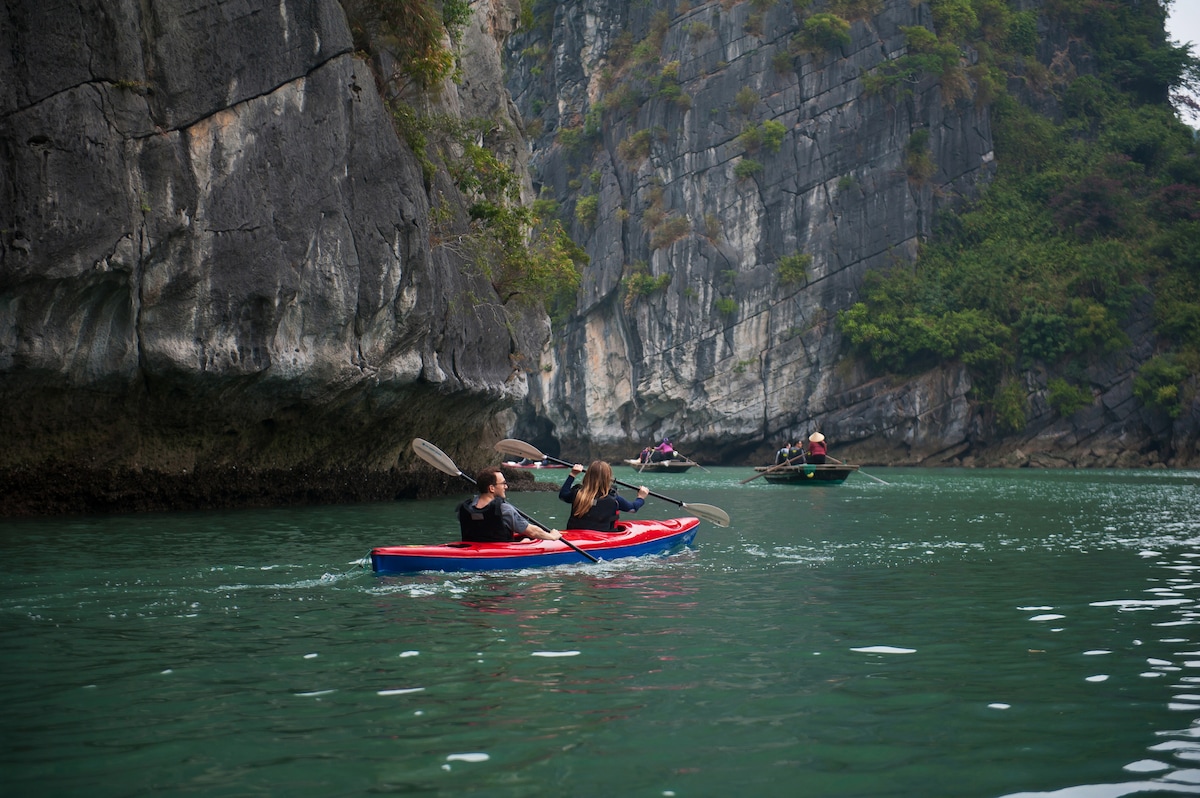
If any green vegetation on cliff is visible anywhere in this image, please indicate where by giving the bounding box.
[352,0,473,88]
[350,0,585,319]
[839,0,1200,421]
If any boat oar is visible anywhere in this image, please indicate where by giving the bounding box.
[739,451,808,484]
[494,439,731,527]
[826,454,890,486]
[673,450,710,473]
[411,439,599,563]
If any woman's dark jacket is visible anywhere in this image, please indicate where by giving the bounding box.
[558,476,645,532]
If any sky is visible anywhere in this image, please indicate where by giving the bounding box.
[1167,1,1200,49]
[1167,0,1200,126]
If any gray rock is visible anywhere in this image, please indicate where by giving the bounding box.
[0,0,546,514]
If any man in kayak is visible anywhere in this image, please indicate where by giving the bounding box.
[458,467,563,543]
[559,461,649,532]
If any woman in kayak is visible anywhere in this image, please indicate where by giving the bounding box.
[559,461,650,532]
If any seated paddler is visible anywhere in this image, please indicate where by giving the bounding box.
[559,461,650,532]
[650,437,675,462]
[458,467,562,543]
[806,432,827,464]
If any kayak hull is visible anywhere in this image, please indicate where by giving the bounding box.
[371,517,701,573]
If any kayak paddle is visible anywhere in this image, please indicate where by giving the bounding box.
[740,451,807,483]
[826,454,890,485]
[411,438,599,563]
[493,438,732,528]
[672,450,710,472]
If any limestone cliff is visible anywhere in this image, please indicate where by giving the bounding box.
[1,0,1195,518]
[504,0,1198,468]
[0,0,543,514]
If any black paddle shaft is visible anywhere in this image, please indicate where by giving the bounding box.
[493,439,730,527]
[541,454,687,506]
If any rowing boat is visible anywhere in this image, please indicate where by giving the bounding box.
[622,458,694,473]
[753,463,859,484]
[370,517,700,573]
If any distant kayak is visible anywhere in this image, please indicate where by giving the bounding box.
[371,517,701,573]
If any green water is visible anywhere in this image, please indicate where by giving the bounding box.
[3,467,1200,797]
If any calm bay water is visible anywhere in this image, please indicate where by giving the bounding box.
[3,466,1200,797]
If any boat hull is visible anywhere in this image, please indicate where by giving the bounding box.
[754,464,859,484]
[370,517,701,573]
[622,459,693,473]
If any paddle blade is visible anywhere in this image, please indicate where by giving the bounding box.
[682,502,731,528]
[412,438,465,479]
[494,438,545,461]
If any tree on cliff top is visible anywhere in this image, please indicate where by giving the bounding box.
[839,0,1200,423]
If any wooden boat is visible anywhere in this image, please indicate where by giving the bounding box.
[753,463,859,484]
[370,517,701,573]
[622,458,694,473]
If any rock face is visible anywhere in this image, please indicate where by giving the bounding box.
[0,0,546,514]
[504,0,1198,468]
[0,0,1194,517]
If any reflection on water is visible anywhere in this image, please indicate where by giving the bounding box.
[991,540,1200,798]
[2,468,1200,796]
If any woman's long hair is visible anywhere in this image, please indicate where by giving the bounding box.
[572,461,613,518]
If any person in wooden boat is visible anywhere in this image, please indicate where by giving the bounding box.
[559,461,650,532]
[649,437,676,462]
[776,440,804,464]
[458,467,562,543]
[806,432,827,464]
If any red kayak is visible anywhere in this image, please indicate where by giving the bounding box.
[370,517,700,573]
